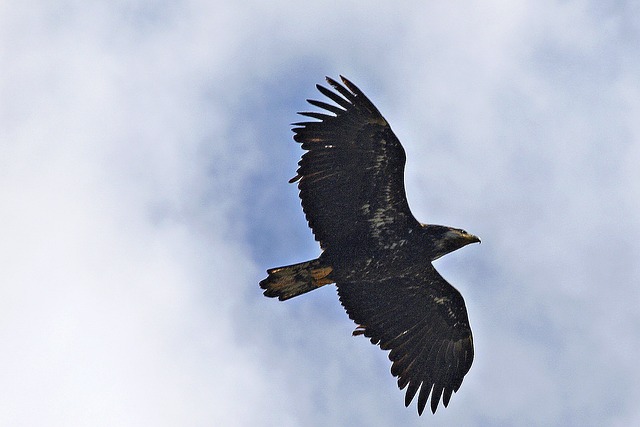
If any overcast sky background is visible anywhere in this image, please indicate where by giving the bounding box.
[2,1,640,426]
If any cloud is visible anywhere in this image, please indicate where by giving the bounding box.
[1,1,639,426]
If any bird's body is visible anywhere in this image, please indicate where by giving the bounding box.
[260,76,480,415]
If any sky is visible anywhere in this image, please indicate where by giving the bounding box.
[1,1,639,426]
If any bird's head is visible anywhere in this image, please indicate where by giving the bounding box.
[420,224,481,261]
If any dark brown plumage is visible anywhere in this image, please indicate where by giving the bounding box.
[260,76,480,415]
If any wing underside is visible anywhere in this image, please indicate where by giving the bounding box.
[291,76,419,250]
[337,266,474,415]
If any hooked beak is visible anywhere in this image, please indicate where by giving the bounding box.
[444,228,481,245]
[467,234,481,244]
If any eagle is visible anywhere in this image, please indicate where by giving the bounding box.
[260,76,480,415]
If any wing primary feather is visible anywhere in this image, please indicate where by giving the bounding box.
[298,111,333,121]
[442,387,454,408]
[417,383,433,416]
[325,76,357,104]
[404,380,421,408]
[430,384,445,414]
[397,374,410,391]
[306,99,345,115]
[315,84,351,109]
[339,75,383,116]
[288,173,301,184]
[291,120,330,128]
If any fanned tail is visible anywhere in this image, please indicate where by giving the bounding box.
[260,259,334,301]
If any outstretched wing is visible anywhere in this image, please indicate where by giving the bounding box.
[291,76,419,250]
[337,265,474,415]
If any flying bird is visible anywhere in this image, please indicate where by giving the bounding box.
[260,76,480,415]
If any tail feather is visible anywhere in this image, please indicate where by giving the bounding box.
[260,259,333,301]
